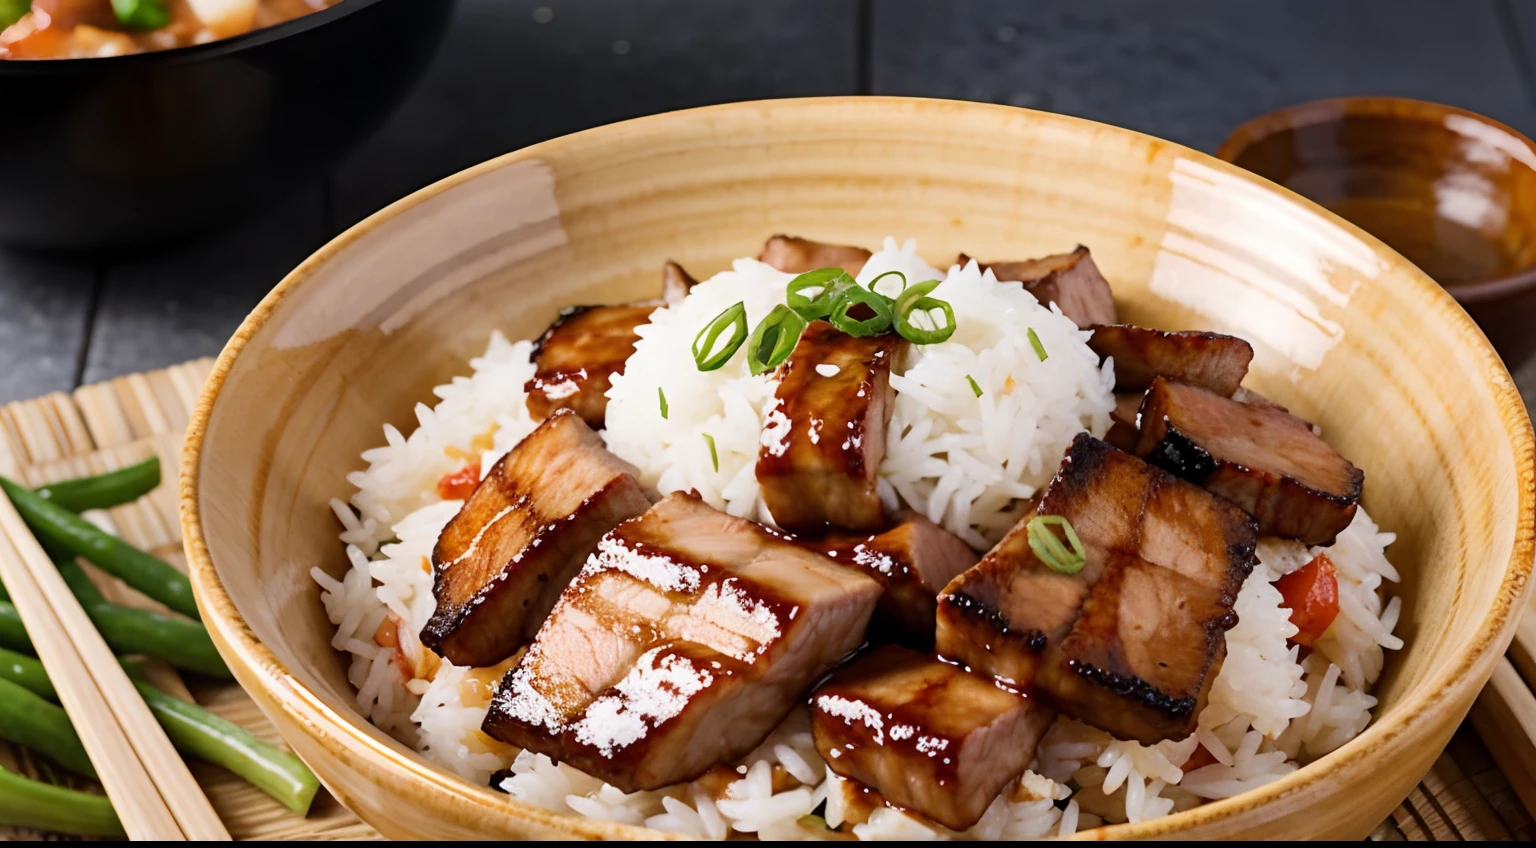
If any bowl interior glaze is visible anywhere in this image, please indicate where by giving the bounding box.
[183,97,1535,840]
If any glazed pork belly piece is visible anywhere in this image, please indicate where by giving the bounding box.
[810,645,1055,831]
[961,245,1117,328]
[482,492,881,792]
[1134,377,1362,545]
[758,234,872,275]
[420,409,651,667]
[937,433,1256,744]
[661,259,699,306]
[525,303,656,428]
[808,510,979,638]
[1087,324,1253,396]
[1104,391,1144,451]
[758,321,907,533]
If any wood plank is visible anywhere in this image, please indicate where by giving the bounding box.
[0,250,95,404]
[331,0,861,229]
[870,0,1536,152]
[82,192,325,386]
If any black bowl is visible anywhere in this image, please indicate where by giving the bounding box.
[0,0,453,250]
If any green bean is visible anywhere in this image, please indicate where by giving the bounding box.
[0,764,123,837]
[0,677,94,779]
[122,669,319,814]
[34,457,161,514]
[0,476,198,620]
[56,561,229,678]
[0,601,29,653]
[0,646,54,700]
[111,0,170,30]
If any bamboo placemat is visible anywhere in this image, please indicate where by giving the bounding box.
[0,358,1528,841]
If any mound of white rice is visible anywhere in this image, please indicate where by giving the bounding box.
[314,238,1403,839]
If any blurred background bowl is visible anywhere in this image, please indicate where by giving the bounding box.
[1218,97,1536,370]
[0,0,453,251]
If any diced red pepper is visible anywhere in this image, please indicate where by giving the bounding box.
[436,462,480,501]
[1181,744,1219,772]
[1274,552,1340,648]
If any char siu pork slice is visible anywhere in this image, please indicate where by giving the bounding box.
[758,234,872,275]
[1134,377,1362,545]
[1087,325,1253,396]
[525,303,656,428]
[758,321,907,533]
[420,409,651,667]
[938,434,1256,744]
[809,510,979,638]
[661,260,699,306]
[810,645,1055,831]
[482,492,881,792]
[961,246,1117,329]
[1104,391,1144,451]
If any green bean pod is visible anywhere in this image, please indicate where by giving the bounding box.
[33,457,161,513]
[0,677,94,778]
[0,764,123,838]
[0,601,28,653]
[57,562,229,678]
[0,476,198,620]
[0,646,54,700]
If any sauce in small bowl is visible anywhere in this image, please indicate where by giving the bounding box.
[1219,97,1536,368]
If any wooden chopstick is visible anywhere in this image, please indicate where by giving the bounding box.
[0,493,230,840]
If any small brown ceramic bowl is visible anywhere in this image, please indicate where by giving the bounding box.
[1218,97,1536,368]
[182,97,1535,840]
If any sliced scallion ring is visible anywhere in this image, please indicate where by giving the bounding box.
[866,270,908,301]
[1028,327,1048,361]
[704,433,719,472]
[747,304,808,375]
[1026,514,1086,574]
[892,279,957,344]
[786,268,856,320]
[692,301,749,371]
[829,285,894,337]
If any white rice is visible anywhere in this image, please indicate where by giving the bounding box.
[312,237,1402,838]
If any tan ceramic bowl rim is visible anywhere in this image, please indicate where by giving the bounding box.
[181,95,1536,840]
[1216,95,1536,304]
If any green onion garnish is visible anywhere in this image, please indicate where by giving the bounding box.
[893,280,957,345]
[786,268,856,320]
[966,375,983,397]
[703,433,719,472]
[1026,515,1086,574]
[693,301,749,371]
[829,286,894,337]
[1028,327,1047,361]
[866,270,908,300]
[112,0,171,29]
[658,387,669,419]
[747,304,808,376]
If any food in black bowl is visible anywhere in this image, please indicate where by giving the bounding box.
[0,0,453,249]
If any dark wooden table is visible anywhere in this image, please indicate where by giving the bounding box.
[5,0,1536,407]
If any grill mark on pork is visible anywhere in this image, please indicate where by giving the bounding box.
[807,510,979,640]
[939,434,1255,744]
[1087,324,1253,396]
[959,246,1117,328]
[758,322,907,533]
[810,645,1055,831]
[661,260,699,306]
[482,492,880,791]
[525,303,656,428]
[421,410,650,667]
[759,234,872,275]
[1134,377,1362,545]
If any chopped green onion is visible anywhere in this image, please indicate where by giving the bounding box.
[693,301,749,371]
[703,433,719,472]
[866,270,908,300]
[746,304,808,375]
[0,0,29,30]
[786,268,856,320]
[893,280,957,345]
[112,0,171,30]
[1028,327,1048,361]
[658,387,669,419]
[1027,515,1086,574]
[829,285,894,337]
[966,375,983,397]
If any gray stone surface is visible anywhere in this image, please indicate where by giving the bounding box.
[0,251,95,403]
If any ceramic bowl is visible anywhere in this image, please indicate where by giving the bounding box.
[1217,96,1536,371]
[181,96,1536,840]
